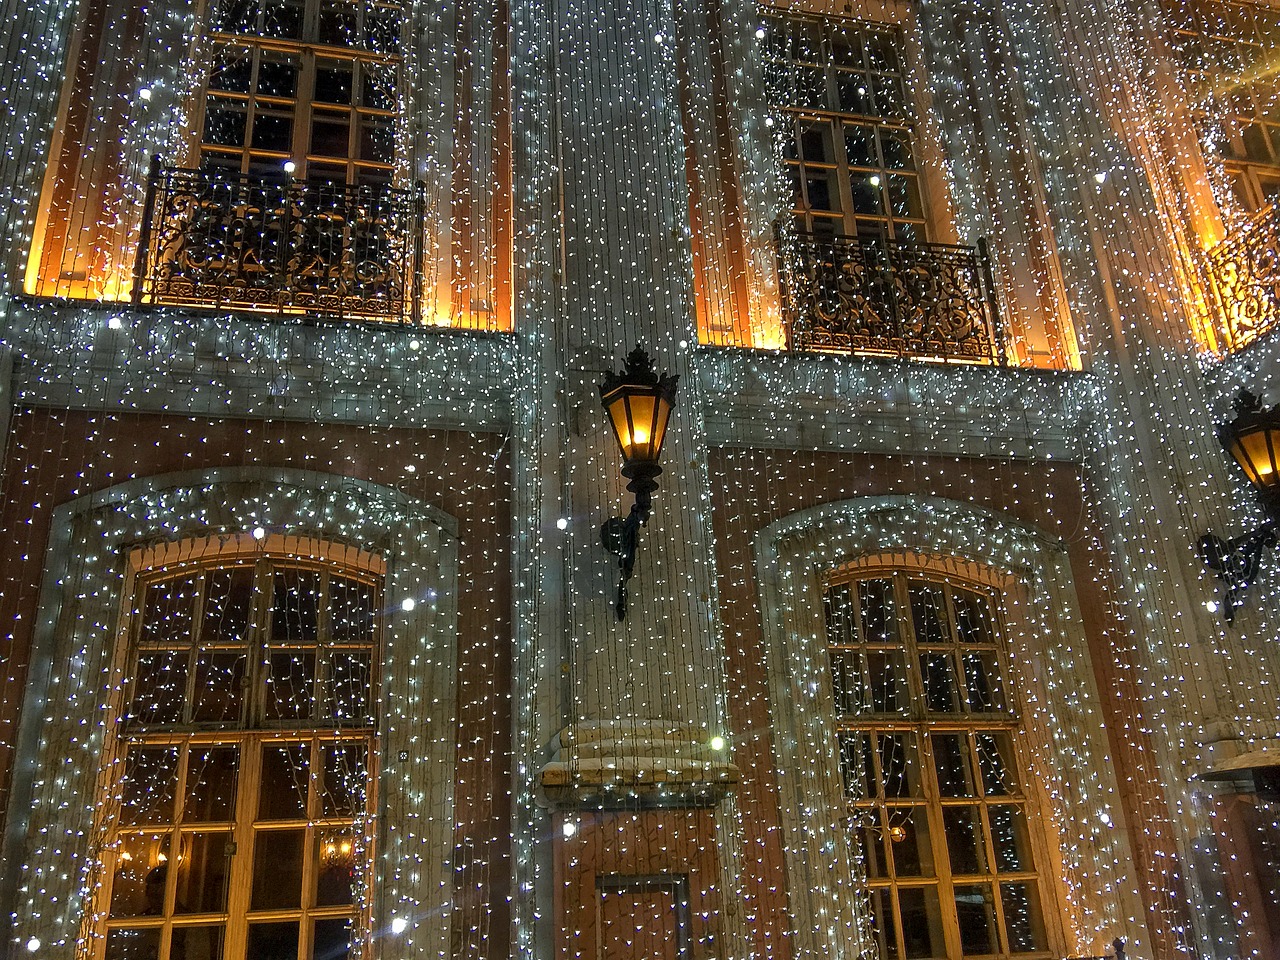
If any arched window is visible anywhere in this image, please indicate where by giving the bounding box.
[824,570,1047,959]
[95,554,380,960]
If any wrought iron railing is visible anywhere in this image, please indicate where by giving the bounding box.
[777,229,1005,364]
[1207,202,1280,352]
[132,157,423,322]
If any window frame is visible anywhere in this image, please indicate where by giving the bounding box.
[825,568,1050,960]
[763,10,932,242]
[90,549,384,960]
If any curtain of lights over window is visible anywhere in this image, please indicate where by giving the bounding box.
[825,573,1049,960]
[94,560,380,960]
[763,12,927,242]
[200,0,402,185]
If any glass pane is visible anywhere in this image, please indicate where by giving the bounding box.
[173,833,231,913]
[251,829,305,909]
[141,577,197,645]
[258,742,309,820]
[366,10,400,53]
[311,115,352,157]
[828,648,864,714]
[989,805,1032,872]
[920,653,960,713]
[203,104,247,148]
[320,743,368,817]
[120,747,180,825]
[839,732,873,799]
[331,576,376,643]
[257,55,298,98]
[825,583,856,645]
[262,0,302,39]
[932,733,974,797]
[962,651,1005,713]
[908,583,946,645]
[800,124,834,163]
[201,567,253,646]
[976,732,1018,796]
[314,64,354,104]
[318,1,357,45]
[315,827,359,905]
[192,650,247,722]
[184,746,239,821]
[844,124,876,166]
[953,590,993,644]
[314,918,353,960]
[105,928,162,960]
[867,650,907,713]
[805,173,841,212]
[943,805,988,876]
[888,807,934,877]
[1001,881,1047,952]
[109,833,170,917]
[251,112,293,151]
[881,130,914,170]
[129,651,189,724]
[273,569,321,643]
[870,888,899,960]
[898,886,945,959]
[328,650,372,723]
[856,808,890,879]
[880,733,920,798]
[171,926,225,960]
[954,883,997,955]
[264,649,317,719]
[246,921,300,960]
[858,580,898,644]
[889,175,923,219]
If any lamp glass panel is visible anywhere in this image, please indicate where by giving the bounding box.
[1233,427,1280,489]
[604,392,632,461]
[623,393,658,460]
[648,395,672,460]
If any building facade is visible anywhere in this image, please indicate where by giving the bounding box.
[0,0,1277,959]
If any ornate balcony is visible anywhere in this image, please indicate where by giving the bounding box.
[1207,202,1280,352]
[132,159,423,322]
[777,230,1006,364]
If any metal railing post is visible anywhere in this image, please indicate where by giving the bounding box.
[131,155,163,308]
[977,237,1006,365]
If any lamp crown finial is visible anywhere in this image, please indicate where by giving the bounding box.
[1233,388,1263,414]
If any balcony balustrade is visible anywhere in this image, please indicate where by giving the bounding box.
[778,229,1006,364]
[132,159,423,322]
[1207,202,1280,352]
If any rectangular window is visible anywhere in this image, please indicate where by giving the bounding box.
[198,0,402,185]
[764,12,928,241]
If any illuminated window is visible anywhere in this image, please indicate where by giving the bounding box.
[764,12,928,241]
[95,558,379,960]
[1166,0,1280,212]
[197,0,401,185]
[825,572,1049,959]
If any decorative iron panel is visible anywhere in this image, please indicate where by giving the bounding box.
[133,161,423,323]
[1208,204,1280,352]
[778,230,1005,364]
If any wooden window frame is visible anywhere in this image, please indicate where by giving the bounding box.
[826,570,1051,960]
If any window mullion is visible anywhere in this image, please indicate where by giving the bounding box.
[223,734,262,960]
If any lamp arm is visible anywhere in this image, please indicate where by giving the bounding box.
[1198,519,1278,622]
[601,504,646,621]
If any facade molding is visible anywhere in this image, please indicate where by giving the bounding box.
[754,494,1150,960]
[3,467,461,960]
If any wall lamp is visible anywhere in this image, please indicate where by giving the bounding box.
[598,346,679,621]
[1199,389,1280,622]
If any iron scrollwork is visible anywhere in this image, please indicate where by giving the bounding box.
[1207,203,1280,352]
[778,229,1005,364]
[133,159,423,323]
